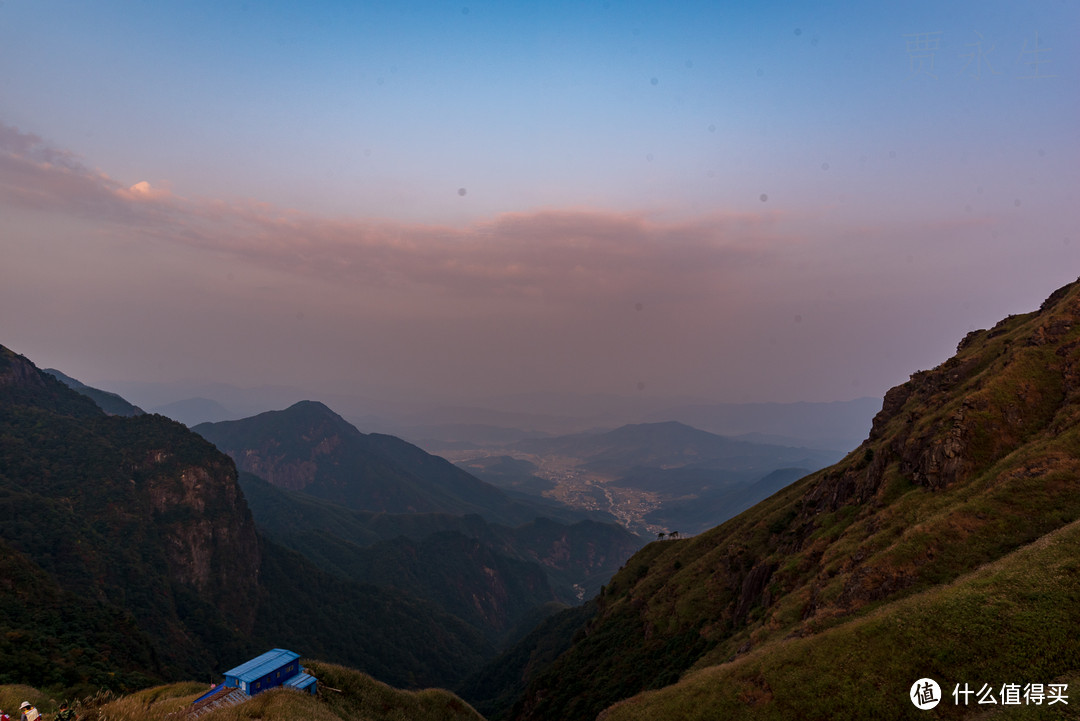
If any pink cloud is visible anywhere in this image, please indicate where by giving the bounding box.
[0,122,791,302]
[119,180,175,202]
[0,123,84,170]
[0,123,180,226]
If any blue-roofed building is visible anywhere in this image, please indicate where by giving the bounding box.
[223,648,317,695]
[190,648,317,716]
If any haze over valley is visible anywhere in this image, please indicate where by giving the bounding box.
[2,0,1079,719]
[94,379,879,536]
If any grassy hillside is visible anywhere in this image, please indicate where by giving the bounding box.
[0,661,484,721]
[600,518,1080,720]
[459,602,599,720]
[512,279,1080,719]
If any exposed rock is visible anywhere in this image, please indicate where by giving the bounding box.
[734,561,777,622]
[147,461,261,632]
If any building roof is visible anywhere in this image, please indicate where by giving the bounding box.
[224,649,300,683]
[284,672,316,691]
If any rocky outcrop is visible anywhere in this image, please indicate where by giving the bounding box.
[0,347,47,388]
[237,450,319,491]
[145,458,261,632]
[734,561,777,622]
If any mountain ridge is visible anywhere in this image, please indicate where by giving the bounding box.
[0,345,502,693]
[195,401,604,527]
[42,368,145,416]
[506,276,1080,720]
[512,420,840,477]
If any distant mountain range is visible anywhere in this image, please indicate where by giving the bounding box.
[192,403,641,632]
[457,421,841,535]
[513,421,839,477]
[43,368,145,416]
[193,401,608,527]
[93,375,879,452]
[639,398,882,451]
[391,396,879,453]
[477,278,1080,720]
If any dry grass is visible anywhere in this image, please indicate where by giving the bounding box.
[0,685,52,719]
[599,517,1080,720]
[3,661,485,721]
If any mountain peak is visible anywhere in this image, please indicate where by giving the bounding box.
[619,420,698,432]
[860,275,1080,493]
[284,399,338,416]
[196,401,536,521]
[276,399,357,432]
[194,399,355,436]
[0,344,47,389]
[0,344,105,418]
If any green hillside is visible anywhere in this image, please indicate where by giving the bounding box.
[459,601,599,720]
[600,517,1080,720]
[0,538,160,693]
[261,526,556,643]
[0,345,496,695]
[1,345,262,682]
[237,471,642,609]
[512,278,1080,719]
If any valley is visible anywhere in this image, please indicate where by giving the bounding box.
[444,423,845,537]
[7,278,1080,720]
[446,449,663,534]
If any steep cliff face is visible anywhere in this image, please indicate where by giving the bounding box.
[138,449,261,633]
[0,346,47,387]
[0,345,102,415]
[0,344,262,676]
[513,278,1080,721]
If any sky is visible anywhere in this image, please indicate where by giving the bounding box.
[1,0,1078,408]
